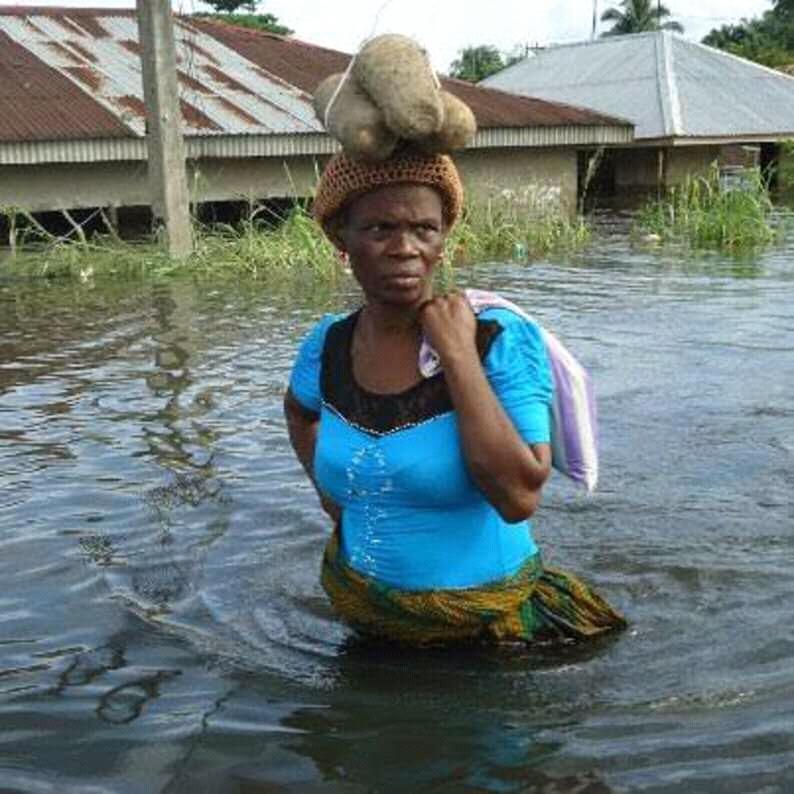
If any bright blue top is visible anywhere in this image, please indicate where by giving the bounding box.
[289,307,553,591]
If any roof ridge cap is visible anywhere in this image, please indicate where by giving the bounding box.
[655,29,682,137]
[538,30,664,50]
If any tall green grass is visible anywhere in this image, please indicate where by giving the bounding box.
[446,191,590,266]
[192,205,340,280]
[2,203,343,283]
[2,189,591,283]
[775,138,794,198]
[636,165,778,251]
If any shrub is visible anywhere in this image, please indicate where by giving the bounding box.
[636,164,778,251]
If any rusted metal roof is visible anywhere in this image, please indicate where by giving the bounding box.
[198,18,629,130]
[0,7,632,161]
[192,18,349,98]
[441,77,631,129]
[0,7,323,143]
[0,28,133,142]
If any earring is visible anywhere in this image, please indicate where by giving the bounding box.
[337,250,351,274]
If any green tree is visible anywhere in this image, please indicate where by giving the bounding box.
[600,0,684,36]
[212,13,292,35]
[703,6,794,68]
[196,2,292,35]
[203,0,256,12]
[503,43,531,67]
[774,0,794,20]
[703,20,790,67]
[449,45,506,82]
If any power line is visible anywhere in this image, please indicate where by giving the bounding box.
[675,14,766,21]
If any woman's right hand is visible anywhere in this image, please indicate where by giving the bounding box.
[419,291,478,366]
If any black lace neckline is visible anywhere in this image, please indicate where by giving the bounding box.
[320,309,503,436]
[344,308,429,399]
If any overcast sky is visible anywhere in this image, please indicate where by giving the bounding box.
[1,0,775,70]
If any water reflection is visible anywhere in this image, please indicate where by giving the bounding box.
[54,644,125,694]
[2,241,794,789]
[143,284,215,472]
[279,701,571,792]
[97,668,182,725]
[144,472,231,521]
[165,651,617,792]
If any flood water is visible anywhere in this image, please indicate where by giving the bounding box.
[1,228,793,792]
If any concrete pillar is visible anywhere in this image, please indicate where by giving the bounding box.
[102,205,120,240]
[137,0,192,258]
[657,148,666,194]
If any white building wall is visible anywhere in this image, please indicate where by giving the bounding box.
[0,156,327,213]
[456,147,578,217]
[0,149,578,217]
[614,145,722,190]
[666,146,721,184]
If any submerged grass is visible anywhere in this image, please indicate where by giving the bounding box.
[446,191,590,266]
[2,189,590,284]
[3,203,343,284]
[636,165,779,251]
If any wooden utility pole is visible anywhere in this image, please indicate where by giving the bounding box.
[137,0,192,258]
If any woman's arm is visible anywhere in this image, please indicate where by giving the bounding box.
[420,294,551,523]
[283,389,341,523]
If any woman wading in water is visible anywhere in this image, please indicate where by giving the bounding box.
[284,149,626,645]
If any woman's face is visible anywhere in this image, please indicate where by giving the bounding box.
[337,184,447,308]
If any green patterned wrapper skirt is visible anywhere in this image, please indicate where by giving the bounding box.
[321,530,627,646]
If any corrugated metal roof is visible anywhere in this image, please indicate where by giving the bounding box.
[0,27,133,142]
[191,18,350,97]
[483,31,794,142]
[0,126,637,167]
[472,124,633,148]
[0,7,632,163]
[0,7,322,141]
[440,77,630,129]
[198,17,630,130]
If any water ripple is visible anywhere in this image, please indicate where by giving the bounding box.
[2,242,794,789]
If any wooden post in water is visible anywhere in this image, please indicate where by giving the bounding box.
[137,0,192,259]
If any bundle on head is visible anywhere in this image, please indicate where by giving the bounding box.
[312,34,477,162]
[313,73,398,162]
[418,91,477,155]
[353,34,444,140]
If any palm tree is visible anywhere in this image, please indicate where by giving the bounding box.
[600,0,684,36]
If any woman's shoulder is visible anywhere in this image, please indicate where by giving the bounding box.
[308,310,352,336]
[477,304,540,329]
[475,303,551,398]
[298,310,356,353]
[476,305,546,361]
[290,310,355,412]
[292,310,353,379]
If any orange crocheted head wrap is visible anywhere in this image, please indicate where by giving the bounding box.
[313,149,464,239]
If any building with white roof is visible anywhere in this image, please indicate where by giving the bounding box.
[483,31,794,198]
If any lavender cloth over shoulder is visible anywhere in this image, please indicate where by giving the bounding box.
[418,288,599,492]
